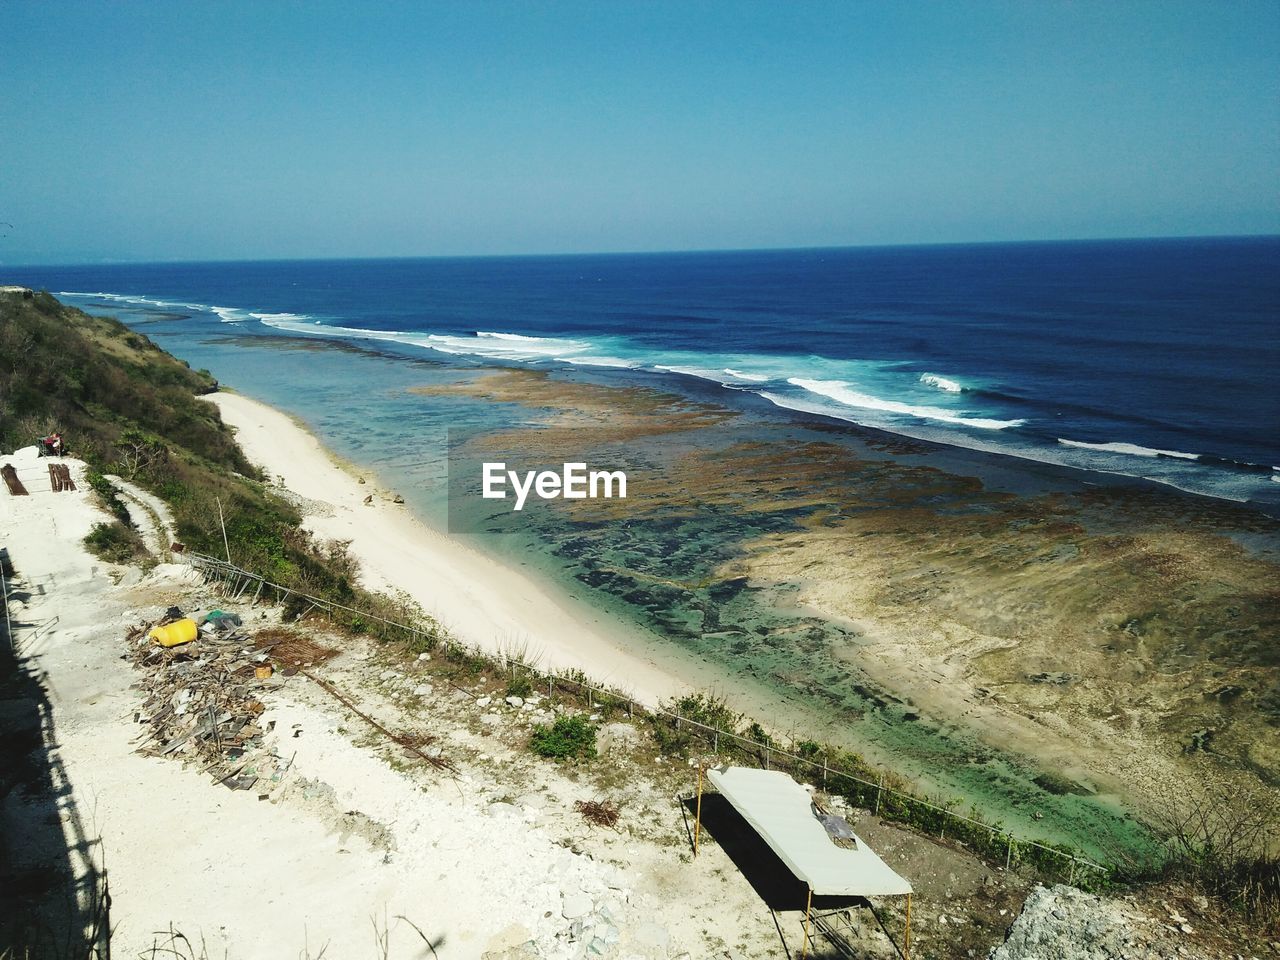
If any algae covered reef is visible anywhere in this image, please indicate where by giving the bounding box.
[425,365,1280,860]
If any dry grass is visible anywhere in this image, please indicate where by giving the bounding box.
[255,628,339,670]
[574,798,621,829]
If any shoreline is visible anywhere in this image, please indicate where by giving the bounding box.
[207,390,699,709]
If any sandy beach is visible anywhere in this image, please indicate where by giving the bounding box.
[207,390,691,708]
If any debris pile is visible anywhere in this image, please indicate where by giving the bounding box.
[126,609,328,794]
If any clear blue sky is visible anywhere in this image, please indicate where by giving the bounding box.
[1,1,1277,263]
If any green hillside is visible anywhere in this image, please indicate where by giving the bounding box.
[0,289,371,610]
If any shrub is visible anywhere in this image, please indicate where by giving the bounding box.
[506,672,534,699]
[530,715,598,761]
[83,521,145,564]
[85,471,131,525]
[649,691,741,756]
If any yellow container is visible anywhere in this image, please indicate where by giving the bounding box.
[149,618,198,648]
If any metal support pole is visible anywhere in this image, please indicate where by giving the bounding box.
[801,886,813,960]
[1,563,12,644]
[875,773,883,815]
[693,764,704,856]
[904,893,912,960]
[216,495,231,563]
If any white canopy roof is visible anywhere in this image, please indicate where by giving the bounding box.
[707,766,913,897]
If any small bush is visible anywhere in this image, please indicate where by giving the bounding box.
[530,714,598,761]
[84,521,145,564]
[506,672,534,699]
[649,691,740,756]
[86,470,131,524]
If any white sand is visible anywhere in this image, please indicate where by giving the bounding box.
[206,391,689,708]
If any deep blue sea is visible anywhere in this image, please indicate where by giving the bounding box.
[12,236,1280,505]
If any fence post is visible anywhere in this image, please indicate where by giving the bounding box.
[822,760,827,790]
[764,744,770,769]
[713,731,719,755]
[1005,834,1013,870]
[874,773,883,815]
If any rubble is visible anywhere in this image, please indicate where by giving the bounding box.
[125,613,340,793]
[988,885,1210,960]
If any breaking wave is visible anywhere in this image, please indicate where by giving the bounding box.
[920,373,964,393]
[787,378,1026,430]
[1058,438,1200,460]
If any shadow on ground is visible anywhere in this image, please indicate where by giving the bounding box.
[0,546,109,957]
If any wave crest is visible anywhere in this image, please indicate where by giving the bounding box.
[788,378,1025,430]
[920,373,963,393]
[1058,439,1200,460]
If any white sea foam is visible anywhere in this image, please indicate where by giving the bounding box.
[723,367,771,382]
[1058,439,1200,460]
[655,364,739,383]
[920,372,963,393]
[255,317,592,361]
[59,291,202,311]
[250,312,309,323]
[426,332,588,358]
[60,290,305,324]
[787,378,1025,430]
[476,331,555,342]
[560,356,639,368]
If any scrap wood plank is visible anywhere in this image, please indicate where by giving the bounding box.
[48,463,76,492]
[48,463,69,492]
[1,464,28,496]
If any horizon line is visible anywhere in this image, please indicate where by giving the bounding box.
[3,230,1278,271]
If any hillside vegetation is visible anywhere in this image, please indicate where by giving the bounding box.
[0,289,404,620]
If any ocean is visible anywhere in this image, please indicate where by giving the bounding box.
[14,236,1279,508]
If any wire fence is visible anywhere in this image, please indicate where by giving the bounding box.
[182,551,1110,886]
